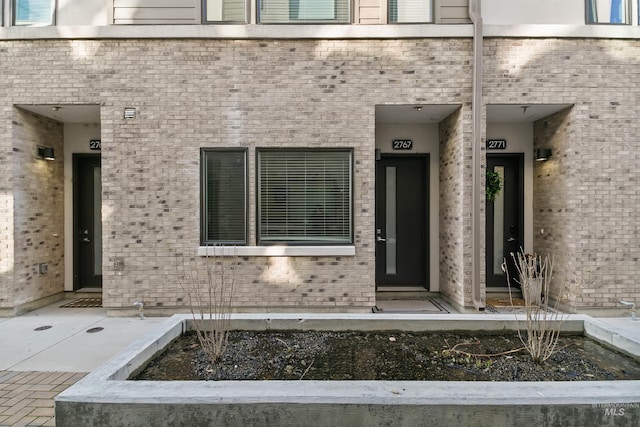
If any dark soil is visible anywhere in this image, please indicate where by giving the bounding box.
[134,330,640,382]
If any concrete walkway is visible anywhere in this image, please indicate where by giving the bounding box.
[0,300,638,426]
[0,303,166,426]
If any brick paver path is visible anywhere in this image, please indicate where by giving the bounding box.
[0,371,86,427]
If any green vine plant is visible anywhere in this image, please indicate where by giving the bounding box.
[486,170,502,202]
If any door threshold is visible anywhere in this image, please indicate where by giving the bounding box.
[377,286,429,292]
[74,287,102,293]
[486,287,516,293]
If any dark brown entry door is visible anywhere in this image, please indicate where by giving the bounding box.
[74,155,103,289]
[486,154,524,288]
[375,156,428,288]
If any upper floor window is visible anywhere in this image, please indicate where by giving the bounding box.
[258,0,350,23]
[204,0,247,23]
[389,0,433,23]
[13,0,55,26]
[586,0,629,24]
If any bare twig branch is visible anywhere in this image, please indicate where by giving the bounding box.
[176,245,236,363]
[505,250,567,363]
[299,359,315,380]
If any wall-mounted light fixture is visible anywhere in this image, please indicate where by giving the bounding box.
[123,107,136,119]
[37,146,55,161]
[535,148,552,162]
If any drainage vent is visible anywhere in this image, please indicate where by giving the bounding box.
[34,325,52,331]
[86,327,104,334]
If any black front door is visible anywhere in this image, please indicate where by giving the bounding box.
[375,156,428,288]
[486,154,524,288]
[74,155,102,289]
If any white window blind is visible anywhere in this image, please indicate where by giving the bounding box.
[258,150,352,244]
[14,0,54,26]
[202,150,247,244]
[205,0,246,22]
[259,0,350,23]
[389,0,433,23]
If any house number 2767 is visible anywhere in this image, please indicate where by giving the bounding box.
[89,140,102,150]
[392,140,413,150]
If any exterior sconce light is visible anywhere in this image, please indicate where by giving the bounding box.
[123,107,136,119]
[535,148,552,162]
[37,146,55,161]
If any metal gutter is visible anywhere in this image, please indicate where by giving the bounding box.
[469,0,485,311]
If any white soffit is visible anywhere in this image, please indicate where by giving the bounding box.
[16,104,100,123]
[487,104,573,123]
[376,104,461,124]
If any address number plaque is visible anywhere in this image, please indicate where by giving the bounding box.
[392,139,413,150]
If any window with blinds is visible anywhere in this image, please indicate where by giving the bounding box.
[202,149,247,245]
[259,0,350,23]
[204,0,247,22]
[258,150,352,244]
[13,0,55,26]
[389,0,433,23]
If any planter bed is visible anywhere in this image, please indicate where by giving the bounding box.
[56,314,640,427]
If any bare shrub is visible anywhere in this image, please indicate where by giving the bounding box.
[505,251,567,363]
[176,246,236,363]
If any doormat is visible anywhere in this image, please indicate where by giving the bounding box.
[486,297,527,307]
[373,298,449,314]
[60,298,102,308]
[485,298,549,314]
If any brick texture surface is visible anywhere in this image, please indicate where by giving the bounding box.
[1,36,637,312]
[0,371,85,427]
[485,38,640,311]
[0,39,473,311]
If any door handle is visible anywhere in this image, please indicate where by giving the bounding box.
[507,237,516,242]
[82,237,91,243]
[376,236,386,243]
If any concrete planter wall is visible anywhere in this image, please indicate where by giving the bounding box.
[56,314,640,427]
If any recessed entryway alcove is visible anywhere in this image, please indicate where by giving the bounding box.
[374,104,461,301]
[485,104,573,297]
[15,104,102,299]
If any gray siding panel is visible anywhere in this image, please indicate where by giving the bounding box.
[437,0,470,23]
[113,0,199,24]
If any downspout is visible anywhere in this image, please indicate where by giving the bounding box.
[469,0,485,310]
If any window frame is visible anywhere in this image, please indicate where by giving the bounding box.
[257,0,352,24]
[388,0,435,24]
[202,0,249,24]
[585,0,631,25]
[256,148,354,245]
[12,0,56,26]
[200,148,249,246]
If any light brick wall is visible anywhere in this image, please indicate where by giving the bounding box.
[0,102,14,310]
[486,38,640,312]
[2,36,637,313]
[533,107,577,307]
[439,107,474,308]
[9,108,65,308]
[0,38,473,312]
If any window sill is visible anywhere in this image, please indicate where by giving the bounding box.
[197,246,355,257]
